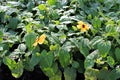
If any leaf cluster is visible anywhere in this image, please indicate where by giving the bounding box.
[0,0,120,80]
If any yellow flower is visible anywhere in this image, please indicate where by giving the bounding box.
[33,34,46,47]
[77,21,89,32]
[78,21,84,25]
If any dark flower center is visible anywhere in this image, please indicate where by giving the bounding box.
[82,24,85,28]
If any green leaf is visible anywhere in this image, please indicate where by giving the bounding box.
[110,67,120,80]
[25,23,32,33]
[97,40,111,57]
[89,36,103,49]
[115,48,120,63]
[11,61,24,78]
[72,26,78,31]
[7,1,20,7]
[30,52,41,68]
[0,43,9,52]
[59,34,66,43]
[77,0,84,9]
[38,4,47,10]
[79,38,90,57]
[105,25,117,37]
[0,12,5,23]
[56,25,68,31]
[59,49,70,68]
[105,20,114,27]
[18,44,26,52]
[27,1,34,12]
[50,44,59,51]
[92,16,101,30]
[84,50,99,69]
[43,62,58,77]
[70,38,90,57]
[49,10,60,20]
[39,15,44,19]
[97,67,110,80]
[69,38,80,50]
[3,57,16,70]
[85,68,99,80]
[0,31,3,43]
[72,61,80,69]
[3,57,23,78]
[104,0,114,10]
[25,33,36,50]
[47,33,60,44]
[64,67,76,80]
[47,0,57,6]
[23,56,33,71]
[54,20,60,25]
[97,66,120,80]
[62,41,75,52]
[107,56,115,68]
[39,50,54,69]
[87,14,92,20]
[43,68,55,77]
[49,71,62,80]
[114,36,120,44]
[8,17,19,30]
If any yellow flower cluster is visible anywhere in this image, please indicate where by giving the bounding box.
[77,21,89,32]
[33,34,46,47]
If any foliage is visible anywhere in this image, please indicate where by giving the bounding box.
[0,0,120,80]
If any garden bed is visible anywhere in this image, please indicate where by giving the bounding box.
[0,0,120,80]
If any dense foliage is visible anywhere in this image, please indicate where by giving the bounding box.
[0,0,120,80]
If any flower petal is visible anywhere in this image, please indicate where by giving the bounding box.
[77,25,82,29]
[78,21,84,25]
[33,42,38,47]
[38,34,46,44]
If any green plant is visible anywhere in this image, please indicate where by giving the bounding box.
[0,0,120,80]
